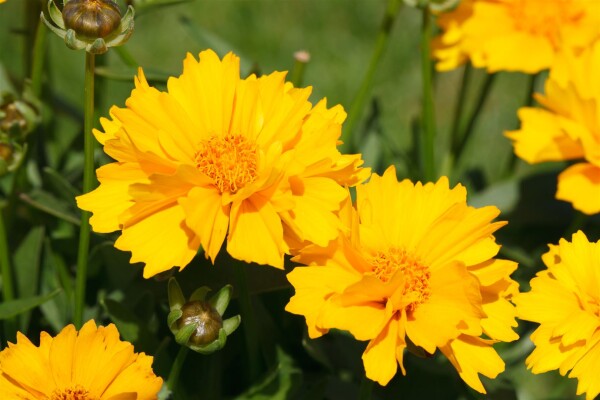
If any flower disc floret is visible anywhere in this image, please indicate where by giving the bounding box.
[195,134,259,194]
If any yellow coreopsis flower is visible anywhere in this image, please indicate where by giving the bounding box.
[76,49,368,278]
[0,320,163,399]
[514,231,600,400]
[432,0,600,73]
[286,166,519,393]
[506,40,600,215]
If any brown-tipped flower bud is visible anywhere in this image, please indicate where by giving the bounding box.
[42,0,134,54]
[0,142,13,163]
[177,300,223,346]
[0,103,26,133]
[167,278,240,354]
[62,0,122,38]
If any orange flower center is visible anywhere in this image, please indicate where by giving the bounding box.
[194,135,258,193]
[369,247,431,312]
[49,385,95,400]
[509,0,585,48]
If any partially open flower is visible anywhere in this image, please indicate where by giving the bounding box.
[167,278,240,354]
[41,0,134,54]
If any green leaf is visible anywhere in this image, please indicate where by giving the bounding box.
[0,289,61,320]
[168,278,186,311]
[13,226,45,331]
[19,190,80,225]
[235,347,302,400]
[100,297,159,352]
[42,167,79,204]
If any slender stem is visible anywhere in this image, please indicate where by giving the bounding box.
[358,376,374,400]
[419,7,437,182]
[30,22,47,98]
[233,265,261,382]
[0,206,16,340]
[506,72,540,174]
[290,51,310,88]
[564,211,587,238]
[74,52,96,328]
[166,345,190,392]
[341,0,401,152]
[453,72,496,168]
[449,64,472,157]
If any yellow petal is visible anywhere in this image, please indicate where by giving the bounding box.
[506,107,584,163]
[76,163,148,233]
[286,264,360,338]
[115,203,200,278]
[362,314,401,386]
[179,186,231,262]
[440,335,504,394]
[556,163,600,214]
[227,197,288,268]
[406,261,484,354]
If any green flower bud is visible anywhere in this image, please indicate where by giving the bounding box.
[167,278,241,354]
[0,99,39,139]
[0,136,25,177]
[41,0,135,54]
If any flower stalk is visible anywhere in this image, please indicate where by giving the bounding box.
[74,51,96,328]
[0,204,16,339]
[342,0,401,152]
[419,7,436,182]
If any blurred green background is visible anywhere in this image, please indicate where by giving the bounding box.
[1,1,599,399]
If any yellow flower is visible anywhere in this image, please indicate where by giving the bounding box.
[0,320,162,399]
[506,40,600,215]
[514,231,600,400]
[432,0,600,73]
[76,49,367,278]
[285,166,519,393]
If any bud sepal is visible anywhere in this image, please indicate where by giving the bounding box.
[167,278,241,354]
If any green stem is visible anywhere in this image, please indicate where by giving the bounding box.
[420,7,437,182]
[506,72,540,174]
[167,345,190,392]
[74,52,96,328]
[30,22,47,97]
[0,206,16,340]
[449,64,472,157]
[453,72,496,169]
[342,0,401,152]
[290,51,310,88]
[564,211,587,238]
[233,264,261,382]
[358,376,374,400]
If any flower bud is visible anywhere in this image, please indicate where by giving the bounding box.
[177,300,223,346]
[62,0,122,39]
[41,0,135,54]
[0,103,26,133]
[167,278,241,354]
[0,137,25,177]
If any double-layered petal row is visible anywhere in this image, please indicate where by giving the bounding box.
[506,40,600,215]
[286,167,519,393]
[77,49,368,277]
[0,320,162,399]
[514,231,600,400]
[433,0,600,73]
